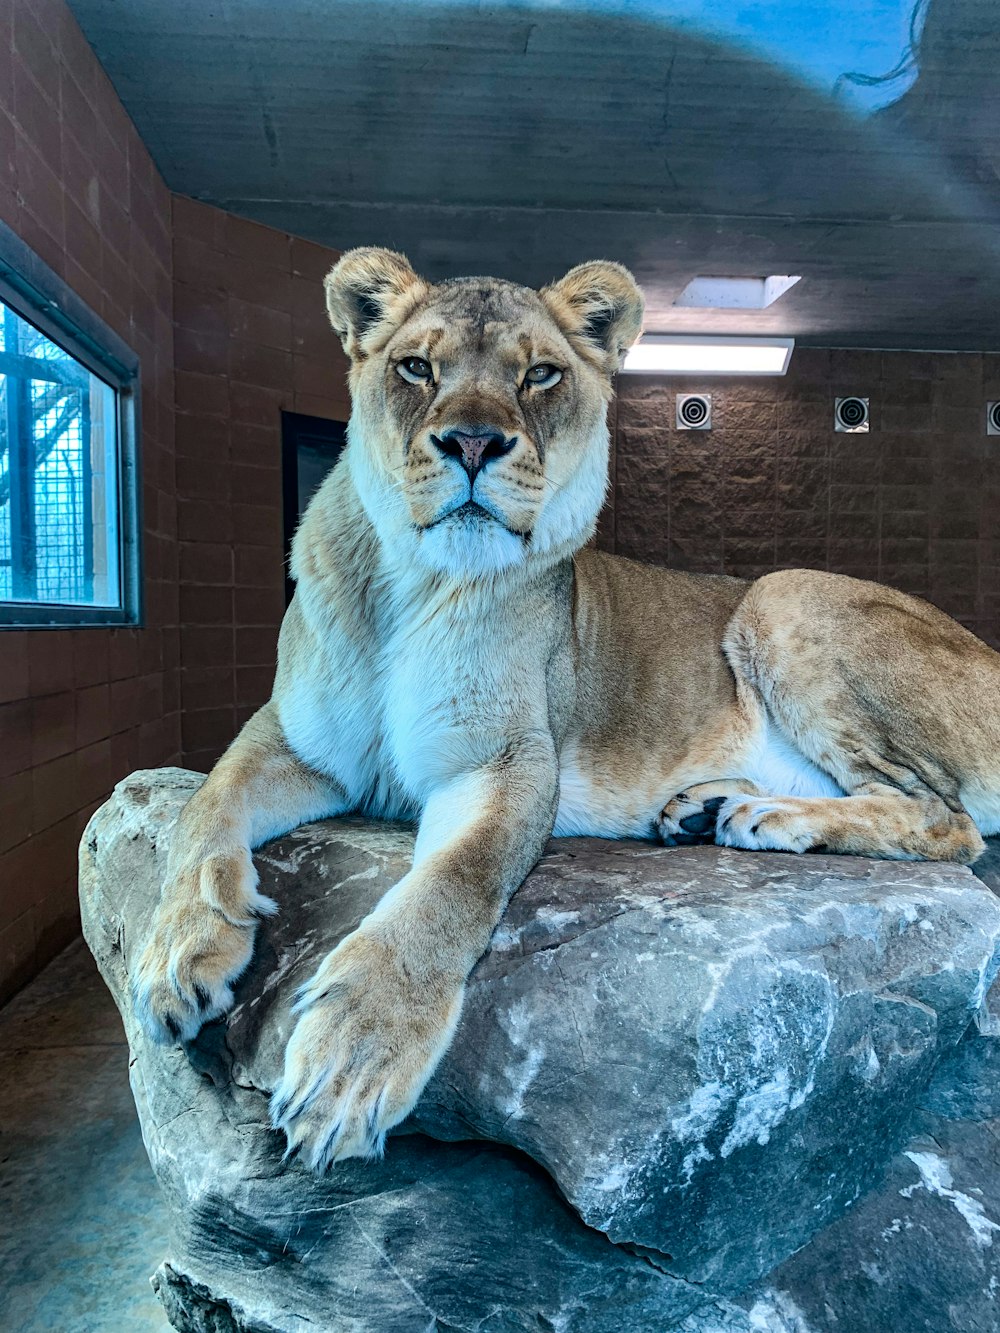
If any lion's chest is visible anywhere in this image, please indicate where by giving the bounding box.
[384,611,534,798]
[278,630,405,816]
[279,602,539,815]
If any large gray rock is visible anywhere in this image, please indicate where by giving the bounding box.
[739,1109,1000,1333]
[701,989,1000,1333]
[80,768,1000,1331]
[724,915,1000,1333]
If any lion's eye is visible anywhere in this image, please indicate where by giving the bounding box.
[397,357,433,384]
[523,364,562,389]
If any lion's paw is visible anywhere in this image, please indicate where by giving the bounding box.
[133,849,275,1044]
[270,927,463,1171]
[656,792,727,846]
[715,797,821,854]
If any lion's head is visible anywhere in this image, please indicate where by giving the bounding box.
[324,248,644,579]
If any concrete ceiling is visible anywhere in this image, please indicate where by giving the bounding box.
[67,0,1000,349]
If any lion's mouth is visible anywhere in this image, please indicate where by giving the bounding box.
[421,499,530,541]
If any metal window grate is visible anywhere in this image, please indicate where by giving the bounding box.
[0,300,119,610]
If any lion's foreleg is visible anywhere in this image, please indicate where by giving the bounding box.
[270,732,559,1170]
[134,702,347,1043]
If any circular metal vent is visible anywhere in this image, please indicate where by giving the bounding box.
[834,396,869,432]
[988,402,1000,435]
[676,393,712,430]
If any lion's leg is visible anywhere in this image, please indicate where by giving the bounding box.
[134,702,347,1043]
[270,732,558,1170]
[657,779,764,846]
[716,784,983,862]
[716,568,997,863]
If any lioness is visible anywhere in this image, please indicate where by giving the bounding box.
[137,248,1000,1171]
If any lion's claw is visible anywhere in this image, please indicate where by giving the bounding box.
[271,925,463,1170]
[133,849,274,1045]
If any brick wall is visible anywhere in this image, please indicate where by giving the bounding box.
[612,348,1000,648]
[171,198,350,771]
[0,0,179,1001]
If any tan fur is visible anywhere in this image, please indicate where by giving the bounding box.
[135,249,1000,1169]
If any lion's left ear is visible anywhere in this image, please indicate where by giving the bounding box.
[324,247,429,361]
[540,261,645,372]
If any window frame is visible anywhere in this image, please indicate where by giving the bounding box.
[0,219,142,629]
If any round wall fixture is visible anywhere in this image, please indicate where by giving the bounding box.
[676,393,712,430]
[834,396,869,432]
[987,402,1000,436]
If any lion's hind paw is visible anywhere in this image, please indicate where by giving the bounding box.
[656,792,727,846]
[715,796,821,853]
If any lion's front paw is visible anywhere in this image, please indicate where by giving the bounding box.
[270,926,464,1171]
[133,849,275,1044]
[715,796,820,853]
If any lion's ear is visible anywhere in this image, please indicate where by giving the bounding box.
[324,247,428,359]
[540,261,645,372]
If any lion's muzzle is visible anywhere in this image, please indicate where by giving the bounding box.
[430,428,518,481]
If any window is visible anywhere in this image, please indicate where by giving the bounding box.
[0,221,140,627]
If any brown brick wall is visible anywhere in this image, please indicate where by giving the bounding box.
[612,348,1000,648]
[171,198,350,772]
[0,0,179,1001]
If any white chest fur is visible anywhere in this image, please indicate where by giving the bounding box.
[278,579,548,819]
[278,626,405,817]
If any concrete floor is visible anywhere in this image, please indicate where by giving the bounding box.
[0,939,171,1332]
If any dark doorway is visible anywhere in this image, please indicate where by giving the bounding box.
[281,411,347,604]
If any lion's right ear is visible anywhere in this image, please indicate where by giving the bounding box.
[324,248,428,360]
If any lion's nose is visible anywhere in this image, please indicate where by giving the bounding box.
[432,429,516,480]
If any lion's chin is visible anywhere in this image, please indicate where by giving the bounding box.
[416,505,527,579]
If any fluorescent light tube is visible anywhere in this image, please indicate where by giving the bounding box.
[622,336,794,376]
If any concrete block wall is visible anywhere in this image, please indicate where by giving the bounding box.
[171,198,350,772]
[0,0,178,1000]
[611,348,1000,647]
[0,0,351,998]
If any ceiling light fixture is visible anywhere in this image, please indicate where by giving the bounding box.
[622,336,794,376]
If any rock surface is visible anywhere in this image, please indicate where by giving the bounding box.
[728,916,1000,1332]
[80,768,1000,1332]
[685,1002,1000,1333]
